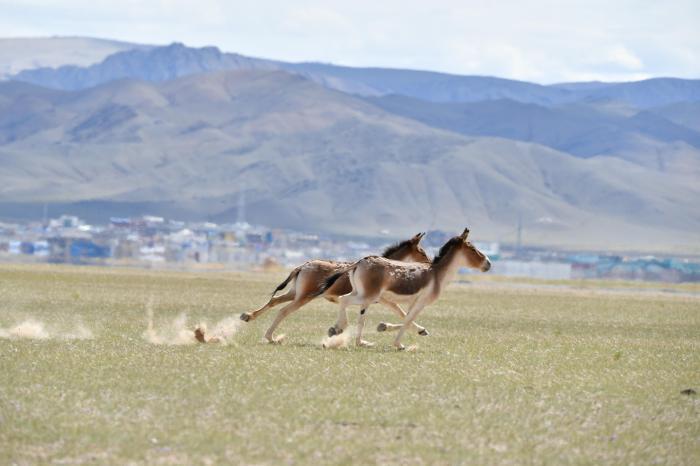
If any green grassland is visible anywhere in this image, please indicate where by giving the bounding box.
[1,264,698,464]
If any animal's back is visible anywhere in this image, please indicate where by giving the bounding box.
[300,259,351,275]
[355,256,432,297]
[359,255,430,271]
[295,260,353,299]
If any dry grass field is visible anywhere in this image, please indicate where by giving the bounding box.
[1,263,698,464]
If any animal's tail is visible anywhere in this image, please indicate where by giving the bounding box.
[312,261,360,298]
[271,266,301,297]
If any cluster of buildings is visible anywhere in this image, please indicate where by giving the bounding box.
[567,253,700,282]
[0,214,375,270]
[484,250,700,282]
[1,214,699,282]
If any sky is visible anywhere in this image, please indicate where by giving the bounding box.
[1,0,699,83]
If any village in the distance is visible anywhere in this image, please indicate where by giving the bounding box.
[1,213,699,283]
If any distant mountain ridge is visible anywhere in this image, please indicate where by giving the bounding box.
[12,43,277,91]
[0,37,149,80]
[11,42,700,108]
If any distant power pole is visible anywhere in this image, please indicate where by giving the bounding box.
[516,213,522,256]
[236,189,246,225]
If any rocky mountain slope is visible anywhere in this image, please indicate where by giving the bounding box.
[1,69,698,251]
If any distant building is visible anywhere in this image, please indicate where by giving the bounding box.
[485,260,572,280]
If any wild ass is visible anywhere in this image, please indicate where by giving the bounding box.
[322,228,490,349]
[239,232,432,343]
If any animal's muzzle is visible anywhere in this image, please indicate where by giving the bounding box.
[481,259,492,272]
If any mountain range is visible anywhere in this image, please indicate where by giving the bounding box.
[0,37,151,80]
[11,41,700,108]
[0,38,698,252]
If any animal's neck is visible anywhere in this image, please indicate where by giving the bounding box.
[390,251,425,264]
[431,248,463,293]
[385,249,406,261]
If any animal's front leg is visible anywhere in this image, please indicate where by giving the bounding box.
[393,302,426,350]
[376,298,429,336]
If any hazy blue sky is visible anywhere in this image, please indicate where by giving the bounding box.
[2,0,698,83]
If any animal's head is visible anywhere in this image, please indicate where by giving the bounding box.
[407,232,431,263]
[434,228,491,272]
[382,232,431,264]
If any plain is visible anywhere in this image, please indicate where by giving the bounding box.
[0,264,698,464]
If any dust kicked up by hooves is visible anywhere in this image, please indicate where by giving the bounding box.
[193,317,242,345]
[321,331,352,349]
[143,301,241,346]
[0,319,94,340]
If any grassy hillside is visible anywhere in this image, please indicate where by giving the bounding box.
[366,95,700,166]
[651,101,700,132]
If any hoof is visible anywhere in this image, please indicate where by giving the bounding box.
[418,329,429,336]
[265,334,285,344]
[357,340,375,348]
[328,326,343,337]
[194,327,206,343]
[396,345,406,351]
[377,322,388,332]
[240,313,251,322]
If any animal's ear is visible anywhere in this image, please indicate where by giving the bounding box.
[413,232,426,243]
[460,228,470,241]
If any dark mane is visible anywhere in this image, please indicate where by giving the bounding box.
[381,239,412,259]
[432,237,462,265]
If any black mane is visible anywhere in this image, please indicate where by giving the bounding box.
[432,237,462,265]
[381,239,412,259]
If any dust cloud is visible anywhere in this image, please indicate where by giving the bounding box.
[0,319,94,340]
[143,302,241,346]
[321,331,351,349]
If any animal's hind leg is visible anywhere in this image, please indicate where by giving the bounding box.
[376,299,429,336]
[328,292,364,337]
[241,289,295,322]
[263,296,312,343]
[355,305,376,347]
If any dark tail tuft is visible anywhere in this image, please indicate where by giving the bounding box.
[271,267,300,297]
[312,261,359,298]
[313,271,344,298]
